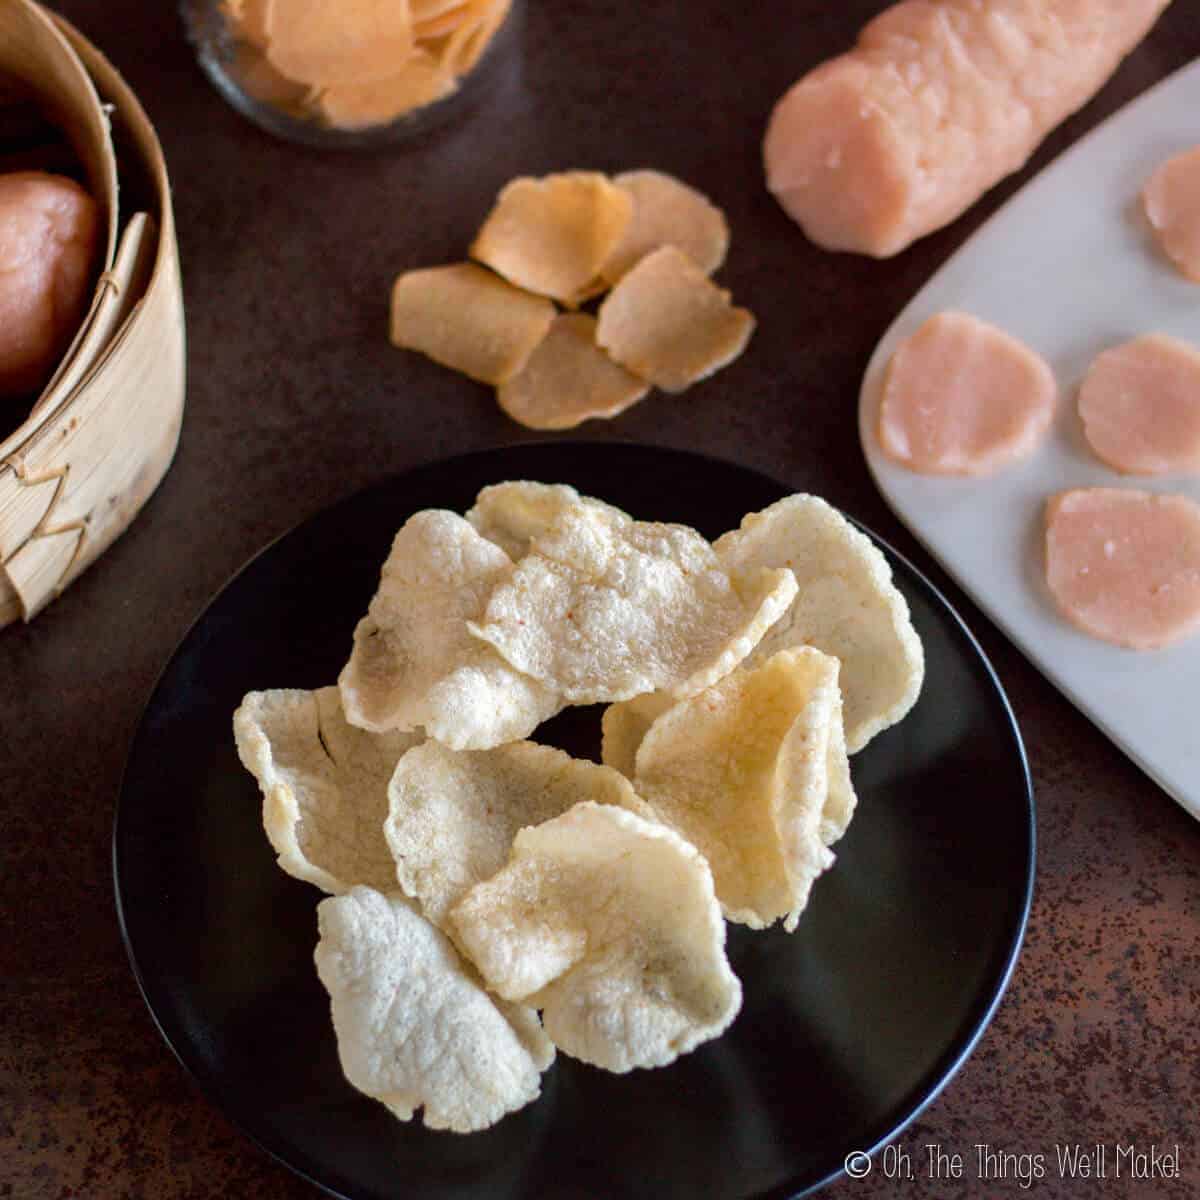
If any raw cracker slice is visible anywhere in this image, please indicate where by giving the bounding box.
[338,510,561,749]
[497,313,650,430]
[441,0,513,75]
[315,886,553,1132]
[714,494,923,753]
[467,502,798,704]
[596,246,755,393]
[389,263,555,386]
[632,648,855,931]
[449,802,742,1073]
[466,480,629,562]
[470,172,634,305]
[316,49,457,129]
[385,739,650,927]
[265,0,414,88]
[233,687,421,894]
[601,169,730,284]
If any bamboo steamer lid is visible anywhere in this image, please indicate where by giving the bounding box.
[0,0,185,628]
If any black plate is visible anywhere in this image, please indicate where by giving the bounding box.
[115,443,1034,1200]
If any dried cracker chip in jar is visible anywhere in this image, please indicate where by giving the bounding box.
[631,648,855,932]
[714,494,923,753]
[233,687,421,894]
[315,886,553,1132]
[316,49,457,131]
[497,313,650,430]
[596,246,755,392]
[385,740,650,928]
[601,170,730,284]
[470,172,633,305]
[466,480,629,562]
[467,502,798,704]
[411,0,470,38]
[338,510,561,749]
[390,263,555,386]
[441,0,514,75]
[224,0,271,47]
[265,0,415,88]
[449,802,742,1073]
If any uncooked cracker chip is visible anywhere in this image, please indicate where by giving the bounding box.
[714,494,924,753]
[316,50,456,130]
[466,481,628,562]
[470,172,634,305]
[385,740,649,927]
[233,687,421,894]
[467,503,798,703]
[631,648,855,931]
[315,886,553,1132]
[601,170,730,284]
[497,314,650,430]
[412,0,469,39]
[338,510,561,749]
[265,0,414,88]
[450,802,742,1072]
[596,246,755,392]
[442,0,513,75]
[390,263,555,386]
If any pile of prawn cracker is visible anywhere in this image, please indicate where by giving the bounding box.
[233,481,924,1132]
[221,0,512,130]
[389,170,756,429]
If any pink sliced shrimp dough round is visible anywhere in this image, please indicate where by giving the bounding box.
[878,311,1056,475]
[1045,488,1200,650]
[1142,146,1200,283]
[1078,334,1200,475]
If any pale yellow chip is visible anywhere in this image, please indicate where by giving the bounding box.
[601,170,730,284]
[390,263,555,386]
[466,480,629,562]
[467,502,798,704]
[385,740,650,928]
[596,246,755,393]
[497,314,650,430]
[315,886,553,1132]
[450,802,742,1073]
[338,510,561,749]
[714,494,924,753]
[233,687,421,894]
[599,690,673,779]
[632,648,856,931]
[470,172,634,305]
[265,0,415,87]
[316,49,456,129]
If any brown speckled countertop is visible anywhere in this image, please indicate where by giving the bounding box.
[2,2,1198,1197]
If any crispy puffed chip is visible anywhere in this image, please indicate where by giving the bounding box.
[466,480,629,562]
[233,688,421,894]
[265,0,414,87]
[633,648,855,931]
[389,263,555,385]
[600,691,674,779]
[316,49,456,129]
[467,503,798,704]
[441,0,512,75]
[385,740,650,928]
[601,170,730,284]
[497,314,650,430]
[390,263,555,386]
[315,887,553,1132]
[596,246,755,393]
[450,802,742,1073]
[470,172,634,305]
[338,510,561,749]
[714,495,924,753]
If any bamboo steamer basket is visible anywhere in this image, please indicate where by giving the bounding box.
[0,0,184,628]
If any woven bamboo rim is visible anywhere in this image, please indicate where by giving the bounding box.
[0,0,185,628]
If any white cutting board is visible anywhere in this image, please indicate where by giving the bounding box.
[860,60,1200,821]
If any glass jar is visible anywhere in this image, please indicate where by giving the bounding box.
[180,0,521,149]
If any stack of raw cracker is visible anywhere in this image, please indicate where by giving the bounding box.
[222,0,512,130]
[390,170,756,428]
[234,481,924,1132]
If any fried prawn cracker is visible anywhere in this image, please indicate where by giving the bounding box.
[233,687,421,894]
[449,802,742,1072]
